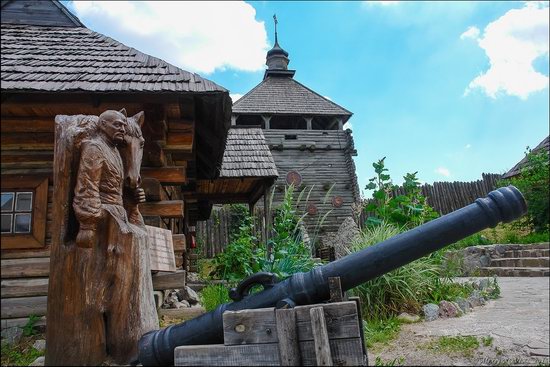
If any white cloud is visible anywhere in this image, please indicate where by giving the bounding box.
[460,26,480,40]
[435,167,451,177]
[344,121,353,130]
[323,95,333,101]
[465,144,471,149]
[463,2,549,99]
[72,1,269,74]
[230,93,243,102]
[362,1,400,7]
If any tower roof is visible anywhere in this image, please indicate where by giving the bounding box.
[232,76,352,120]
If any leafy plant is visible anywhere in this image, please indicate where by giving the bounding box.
[374,356,405,366]
[22,315,40,337]
[499,148,549,233]
[364,158,438,228]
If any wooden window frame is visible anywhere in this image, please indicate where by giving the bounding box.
[1,175,48,249]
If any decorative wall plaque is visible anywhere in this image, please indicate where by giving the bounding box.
[146,225,176,272]
[306,203,318,215]
[332,196,344,208]
[286,170,302,186]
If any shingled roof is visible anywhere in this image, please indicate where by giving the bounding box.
[0,24,226,93]
[220,127,278,178]
[232,76,352,119]
[502,135,550,179]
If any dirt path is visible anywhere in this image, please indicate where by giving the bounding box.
[368,277,550,366]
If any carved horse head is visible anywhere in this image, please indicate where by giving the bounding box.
[118,109,145,190]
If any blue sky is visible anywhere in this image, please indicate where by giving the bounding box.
[65,1,549,198]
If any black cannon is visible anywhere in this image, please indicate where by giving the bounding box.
[139,186,527,366]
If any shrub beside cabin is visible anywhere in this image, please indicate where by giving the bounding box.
[0,0,277,329]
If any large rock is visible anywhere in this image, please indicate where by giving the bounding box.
[455,297,472,314]
[177,286,200,305]
[29,356,45,366]
[397,312,420,323]
[468,290,486,307]
[33,339,46,352]
[1,327,23,346]
[326,217,361,259]
[439,300,459,318]
[423,303,439,321]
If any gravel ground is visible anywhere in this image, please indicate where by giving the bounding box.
[367,277,550,366]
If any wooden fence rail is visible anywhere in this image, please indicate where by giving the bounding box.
[358,173,502,227]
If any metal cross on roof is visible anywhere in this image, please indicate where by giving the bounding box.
[273,14,278,44]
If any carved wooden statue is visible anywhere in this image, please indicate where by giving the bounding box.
[46,109,158,366]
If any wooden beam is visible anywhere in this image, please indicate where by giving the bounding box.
[141,166,187,185]
[1,257,50,279]
[167,118,194,133]
[165,132,193,152]
[0,117,54,133]
[139,200,184,218]
[172,234,185,252]
[151,270,186,291]
[1,133,54,150]
[1,296,47,319]
[310,307,332,366]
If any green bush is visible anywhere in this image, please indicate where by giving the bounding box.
[364,157,438,228]
[499,148,549,233]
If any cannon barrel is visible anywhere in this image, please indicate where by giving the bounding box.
[139,186,527,366]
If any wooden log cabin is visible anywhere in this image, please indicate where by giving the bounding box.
[0,0,277,330]
[232,32,360,238]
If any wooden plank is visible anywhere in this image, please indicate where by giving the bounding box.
[1,249,51,259]
[223,302,360,345]
[175,344,280,366]
[0,133,54,150]
[157,307,205,320]
[310,307,333,366]
[0,117,55,133]
[165,132,193,151]
[294,302,360,341]
[174,338,364,366]
[1,278,49,298]
[1,296,47,318]
[275,308,301,366]
[141,166,187,185]
[223,308,278,345]
[173,234,185,252]
[139,200,184,218]
[142,177,167,202]
[1,257,50,279]
[1,316,46,330]
[152,270,186,291]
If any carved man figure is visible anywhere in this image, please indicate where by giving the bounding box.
[73,109,142,247]
[49,109,158,365]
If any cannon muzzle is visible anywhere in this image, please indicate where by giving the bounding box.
[139,186,527,366]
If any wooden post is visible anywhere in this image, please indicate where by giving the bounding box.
[310,307,333,366]
[231,115,237,126]
[328,277,343,303]
[305,117,313,130]
[337,118,344,130]
[262,115,271,130]
[275,308,301,366]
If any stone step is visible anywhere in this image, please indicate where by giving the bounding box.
[478,267,550,277]
[490,257,550,268]
[506,243,550,250]
[503,249,550,258]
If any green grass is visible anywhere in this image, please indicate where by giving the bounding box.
[1,335,44,367]
[422,335,480,357]
[199,283,230,312]
[481,335,494,347]
[364,317,402,348]
[374,356,405,366]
